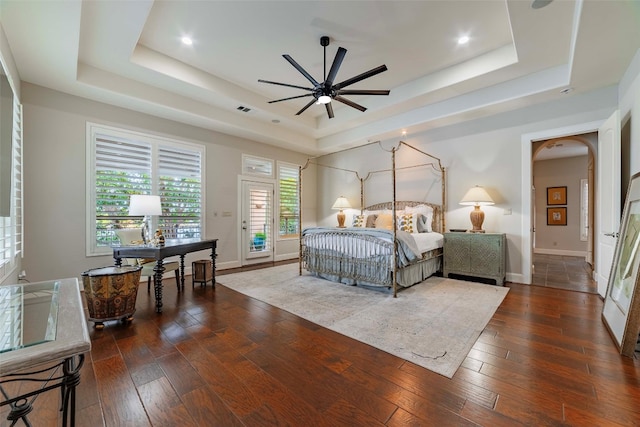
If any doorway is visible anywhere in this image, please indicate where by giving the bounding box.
[520,116,621,293]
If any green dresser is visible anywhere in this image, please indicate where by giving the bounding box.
[443,232,506,286]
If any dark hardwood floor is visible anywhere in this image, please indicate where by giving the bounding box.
[5,262,640,426]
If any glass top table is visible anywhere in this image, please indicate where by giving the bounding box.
[0,278,91,426]
[0,281,60,354]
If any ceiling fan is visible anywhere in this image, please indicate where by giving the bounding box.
[258,36,390,119]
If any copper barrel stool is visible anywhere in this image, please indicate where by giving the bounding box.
[81,265,142,329]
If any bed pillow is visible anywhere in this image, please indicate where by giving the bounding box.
[405,204,434,232]
[374,213,394,230]
[396,212,417,233]
[365,214,378,228]
[352,214,366,227]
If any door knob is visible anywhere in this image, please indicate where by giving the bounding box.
[604,232,619,238]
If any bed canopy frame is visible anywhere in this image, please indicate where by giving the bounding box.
[297,140,447,296]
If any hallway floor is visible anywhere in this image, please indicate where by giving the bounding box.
[532,253,598,294]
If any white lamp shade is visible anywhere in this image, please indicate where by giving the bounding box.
[129,195,162,216]
[459,186,494,206]
[332,196,351,210]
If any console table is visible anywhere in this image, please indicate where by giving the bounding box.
[113,238,217,313]
[443,232,506,285]
[0,278,91,426]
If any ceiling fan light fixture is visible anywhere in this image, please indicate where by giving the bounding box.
[317,95,332,104]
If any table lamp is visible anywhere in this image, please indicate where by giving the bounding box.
[128,194,162,244]
[332,196,351,228]
[459,185,494,233]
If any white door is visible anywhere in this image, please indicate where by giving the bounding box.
[241,180,274,265]
[596,110,621,297]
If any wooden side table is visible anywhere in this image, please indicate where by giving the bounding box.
[443,232,506,285]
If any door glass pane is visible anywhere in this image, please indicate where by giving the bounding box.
[249,188,270,252]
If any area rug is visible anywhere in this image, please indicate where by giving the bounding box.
[219,264,509,378]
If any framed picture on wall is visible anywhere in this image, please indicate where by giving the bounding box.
[547,186,567,205]
[602,171,640,356]
[547,207,567,226]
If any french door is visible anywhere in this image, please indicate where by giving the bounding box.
[241,180,274,265]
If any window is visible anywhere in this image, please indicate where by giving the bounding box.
[580,178,588,241]
[87,124,204,255]
[278,162,299,238]
[0,97,22,279]
[243,154,273,177]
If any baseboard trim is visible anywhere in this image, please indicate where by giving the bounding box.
[533,248,587,258]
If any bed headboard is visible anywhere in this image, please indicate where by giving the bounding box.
[364,201,443,233]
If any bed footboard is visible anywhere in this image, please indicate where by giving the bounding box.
[302,230,395,286]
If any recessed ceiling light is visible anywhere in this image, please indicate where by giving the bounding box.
[457,36,470,45]
[181,36,193,46]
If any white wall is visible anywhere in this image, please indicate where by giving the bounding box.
[21,83,315,282]
[620,49,640,178]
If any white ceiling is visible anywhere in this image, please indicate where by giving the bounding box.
[1,0,639,156]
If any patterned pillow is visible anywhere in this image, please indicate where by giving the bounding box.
[352,214,366,227]
[396,213,416,233]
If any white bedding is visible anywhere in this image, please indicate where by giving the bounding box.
[412,232,444,253]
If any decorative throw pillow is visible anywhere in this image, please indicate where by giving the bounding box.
[365,214,378,228]
[352,214,366,227]
[396,213,416,233]
[374,213,394,230]
[406,204,434,232]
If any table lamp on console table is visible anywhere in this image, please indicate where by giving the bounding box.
[459,185,494,233]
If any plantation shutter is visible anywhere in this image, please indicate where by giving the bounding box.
[0,98,22,267]
[158,145,202,239]
[279,164,299,237]
[94,135,152,246]
[249,187,271,252]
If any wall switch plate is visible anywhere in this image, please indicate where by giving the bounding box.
[503,208,512,215]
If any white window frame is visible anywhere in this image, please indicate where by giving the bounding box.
[86,123,205,256]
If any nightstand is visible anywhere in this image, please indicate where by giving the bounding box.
[443,232,506,286]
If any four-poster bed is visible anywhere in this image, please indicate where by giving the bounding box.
[298,141,446,296]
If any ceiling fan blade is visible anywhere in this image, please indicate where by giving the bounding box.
[333,95,367,112]
[295,99,317,116]
[283,54,320,87]
[325,47,347,88]
[268,93,314,104]
[325,102,334,119]
[258,79,313,92]
[336,89,390,96]
[334,65,388,90]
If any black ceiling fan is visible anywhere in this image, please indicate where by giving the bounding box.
[258,36,390,119]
